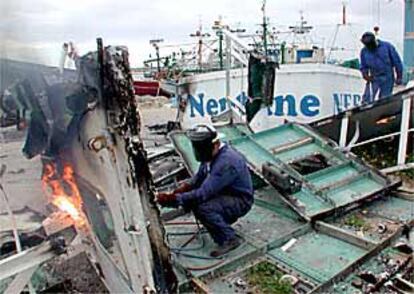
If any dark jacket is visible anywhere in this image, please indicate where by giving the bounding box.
[360,40,403,81]
[176,144,253,207]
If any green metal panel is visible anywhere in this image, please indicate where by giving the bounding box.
[325,177,383,203]
[170,123,393,220]
[230,124,391,219]
[292,190,330,216]
[231,136,277,168]
[369,196,414,222]
[276,143,328,163]
[235,204,304,247]
[170,132,200,174]
[218,123,251,140]
[164,213,259,279]
[268,232,367,283]
[306,164,359,187]
[249,124,307,149]
[254,186,303,221]
[168,123,406,293]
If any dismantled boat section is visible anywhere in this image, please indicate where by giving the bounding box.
[168,122,414,293]
[1,40,178,293]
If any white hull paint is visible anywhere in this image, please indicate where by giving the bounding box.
[162,63,366,131]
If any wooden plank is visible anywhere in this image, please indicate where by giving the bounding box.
[191,277,210,293]
[271,137,313,155]
[315,221,376,251]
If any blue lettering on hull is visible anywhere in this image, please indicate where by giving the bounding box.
[188,92,249,118]
[181,92,360,118]
[333,93,362,113]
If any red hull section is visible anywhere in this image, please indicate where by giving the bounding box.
[133,80,161,96]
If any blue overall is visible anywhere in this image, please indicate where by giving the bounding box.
[176,144,254,245]
[360,40,403,103]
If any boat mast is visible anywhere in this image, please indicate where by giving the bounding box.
[219,31,224,69]
[343,1,347,25]
[261,0,268,55]
[190,17,210,72]
[327,1,348,61]
[217,16,224,70]
[149,39,164,73]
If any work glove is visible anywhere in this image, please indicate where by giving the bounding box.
[363,74,373,82]
[173,182,192,194]
[156,192,178,207]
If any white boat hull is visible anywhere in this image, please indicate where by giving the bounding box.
[162,63,366,131]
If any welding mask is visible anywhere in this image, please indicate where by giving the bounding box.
[361,32,378,51]
[187,124,218,162]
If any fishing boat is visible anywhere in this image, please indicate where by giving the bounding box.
[149,3,368,131]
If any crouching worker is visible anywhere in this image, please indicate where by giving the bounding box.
[157,124,254,257]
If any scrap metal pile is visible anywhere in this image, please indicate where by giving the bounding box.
[165,123,414,293]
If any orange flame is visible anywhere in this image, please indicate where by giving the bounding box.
[52,196,81,220]
[42,162,85,225]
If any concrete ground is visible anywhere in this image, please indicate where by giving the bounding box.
[0,127,46,216]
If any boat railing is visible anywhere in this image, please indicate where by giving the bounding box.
[337,88,414,174]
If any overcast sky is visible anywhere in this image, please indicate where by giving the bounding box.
[0,0,405,67]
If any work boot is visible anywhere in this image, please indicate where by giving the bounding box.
[210,237,242,257]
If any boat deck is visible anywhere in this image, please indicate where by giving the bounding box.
[168,123,414,293]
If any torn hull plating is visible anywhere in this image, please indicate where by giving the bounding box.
[0,42,177,293]
[62,41,177,293]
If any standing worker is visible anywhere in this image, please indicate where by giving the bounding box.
[360,31,403,102]
[157,124,254,257]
